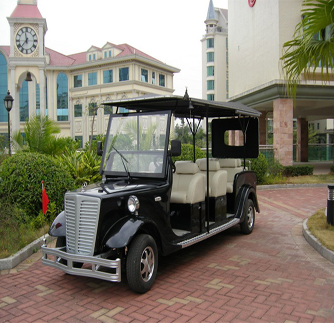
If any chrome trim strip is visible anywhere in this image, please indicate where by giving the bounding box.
[41,246,121,282]
[178,218,240,248]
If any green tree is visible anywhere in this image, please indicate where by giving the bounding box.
[281,0,334,99]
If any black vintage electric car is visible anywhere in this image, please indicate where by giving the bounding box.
[42,94,261,293]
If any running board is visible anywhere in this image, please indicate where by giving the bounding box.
[178,218,240,248]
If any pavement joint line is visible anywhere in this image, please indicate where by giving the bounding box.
[259,196,306,216]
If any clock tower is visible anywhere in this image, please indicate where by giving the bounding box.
[7,0,48,132]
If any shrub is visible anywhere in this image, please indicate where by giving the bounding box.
[331,165,334,173]
[283,165,314,177]
[250,153,268,184]
[172,144,206,163]
[0,152,76,220]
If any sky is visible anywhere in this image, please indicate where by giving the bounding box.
[0,0,228,99]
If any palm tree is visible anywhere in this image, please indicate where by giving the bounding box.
[281,0,334,99]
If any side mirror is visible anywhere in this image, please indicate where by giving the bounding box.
[170,140,181,157]
[97,141,103,156]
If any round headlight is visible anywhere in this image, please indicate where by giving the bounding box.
[128,195,140,213]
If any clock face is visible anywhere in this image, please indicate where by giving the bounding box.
[16,27,38,54]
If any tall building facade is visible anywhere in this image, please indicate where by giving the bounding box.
[201,0,228,102]
[0,0,180,148]
[227,0,334,165]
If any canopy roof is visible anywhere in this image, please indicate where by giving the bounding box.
[103,94,261,119]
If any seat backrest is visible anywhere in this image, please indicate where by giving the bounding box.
[218,159,244,190]
[198,159,227,197]
[172,162,205,204]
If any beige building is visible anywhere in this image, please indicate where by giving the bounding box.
[201,0,228,102]
[203,0,334,165]
[0,0,180,148]
[227,0,334,165]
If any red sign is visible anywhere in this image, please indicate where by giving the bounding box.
[249,0,256,7]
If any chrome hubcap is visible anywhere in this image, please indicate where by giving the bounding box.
[140,246,155,282]
[247,206,254,228]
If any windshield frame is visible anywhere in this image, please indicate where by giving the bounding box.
[100,110,171,179]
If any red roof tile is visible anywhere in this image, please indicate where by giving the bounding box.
[10,4,43,19]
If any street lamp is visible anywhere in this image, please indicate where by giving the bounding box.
[3,90,14,156]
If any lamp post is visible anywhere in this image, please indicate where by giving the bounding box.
[3,90,14,156]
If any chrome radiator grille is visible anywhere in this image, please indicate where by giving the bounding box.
[65,193,101,256]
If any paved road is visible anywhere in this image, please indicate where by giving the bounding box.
[1,187,334,323]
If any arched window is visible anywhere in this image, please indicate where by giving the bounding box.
[57,73,68,121]
[0,52,8,122]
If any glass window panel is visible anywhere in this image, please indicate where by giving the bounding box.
[207,94,215,101]
[74,104,82,117]
[207,80,214,90]
[0,52,8,122]
[159,74,165,87]
[103,70,113,83]
[75,136,83,148]
[57,73,68,121]
[207,66,214,76]
[19,80,29,122]
[152,72,156,85]
[207,38,214,48]
[119,67,129,81]
[89,102,97,116]
[88,72,97,86]
[141,69,148,82]
[207,52,214,62]
[74,74,82,88]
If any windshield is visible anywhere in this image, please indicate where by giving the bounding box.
[101,111,171,178]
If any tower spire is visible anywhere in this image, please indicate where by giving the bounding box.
[206,0,217,22]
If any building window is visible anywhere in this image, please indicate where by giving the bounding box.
[152,72,156,85]
[89,102,97,116]
[74,104,82,117]
[0,52,8,122]
[141,69,148,82]
[226,80,229,92]
[226,37,228,50]
[207,66,214,76]
[207,94,215,101]
[104,52,107,58]
[207,38,214,49]
[207,52,214,63]
[19,80,29,122]
[75,136,83,148]
[74,74,82,88]
[88,72,97,86]
[119,67,129,81]
[207,80,214,91]
[104,106,113,115]
[103,70,113,83]
[36,82,40,115]
[159,74,165,87]
[109,50,112,57]
[57,73,68,121]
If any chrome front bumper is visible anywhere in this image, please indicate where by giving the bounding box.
[41,245,121,282]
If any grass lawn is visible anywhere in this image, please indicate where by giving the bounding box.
[307,208,334,252]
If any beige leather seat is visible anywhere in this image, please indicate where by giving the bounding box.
[198,159,227,197]
[219,159,244,193]
[171,162,206,204]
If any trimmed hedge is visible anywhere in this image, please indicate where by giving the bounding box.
[331,165,334,173]
[283,165,314,177]
[172,143,205,163]
[250,153,268,184]
[0,152,76,219]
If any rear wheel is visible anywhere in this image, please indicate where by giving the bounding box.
[240,199,255,234]
[126,234,158,293]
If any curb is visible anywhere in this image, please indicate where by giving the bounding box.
[302,219,334,264]
[0,235,52,271]
[258,183,329,190]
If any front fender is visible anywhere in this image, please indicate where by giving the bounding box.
[49,211,66,237]
[104,217,144,249]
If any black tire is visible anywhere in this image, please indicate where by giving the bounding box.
[126,234,158,293]
[240,199,255,234]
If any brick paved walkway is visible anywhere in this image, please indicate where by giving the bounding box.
[1,187,334,323]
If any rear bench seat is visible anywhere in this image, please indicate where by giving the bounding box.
[218,159,244,193]
[197,159,227,197]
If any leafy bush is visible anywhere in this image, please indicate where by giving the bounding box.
[250,153,268,184]
[283,165,314,177]
[172,144,205,163]
[57,148,102,187]
[331,165,334,173]
[0,152,76,220]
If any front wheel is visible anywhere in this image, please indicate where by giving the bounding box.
[240,199,255,234]
[126,234,158,293]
